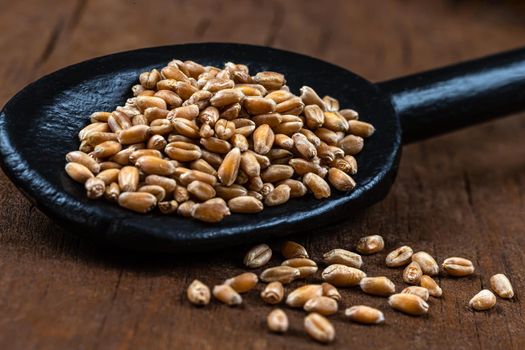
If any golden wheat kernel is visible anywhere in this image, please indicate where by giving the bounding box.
[178,170,217,187]
[490,274,514,299]
[161,65,191,82]
[144,175,176,194]
[89,111,111,123]
[110,148,134,166]
[442,257,475,277]
[403,261,423,285]
[171,118,200,138]
[182,90,213,110]
[317,142,344,163]
[99,161,122,171]
[96,168,120,185]
[168,105,200,122]
[299,86,326,111]
[186,279,211,306]
[260,164,294,183]
[108,111,132,133]
[304,313,335,344]
[277,179,307,198]
[388,293,429,316]
[139,69,161,90]
[304,296,338,316]
[264,184,291,207]
[165,141,202,162]
[275,97,304,115]
[419,275,442,297]
[118,166,140,192]
[214,119,236,140]
[356,235,384,254]
[154,90,183,108]
[117,125,151,144]
[401,286,430,301]
[385,246,414,267]
[323,111,349,132]
[78,122,110,140]
[79,140,94,153]
[190,159,217,176]
[66,151,100,174]
[200,137,232,154]
[215,184,248,201]
[128,149,161,164]
[328,167,356,192]
[146,134,167,151]
[118,192,157,213]
[104,182,120,202]
[65,162,94,184]
[135,156,175,176]
[281,258,318,278]
[303,172,331,199]
[171,185,188,203]
[253,124,275,155]
[150,118,173,135]
[412,251,439,276]
[176,200,195,217]
[85,177,106,199]
[322,264,366,287]
[228,196,264,213]
[292,132,317,160]
[93,140,122,158]
[298,128,321,147]
[320,283,341,301]
[281,241,308,259]
[85,131,119,146]
[322,95,339,112]
[338,134,364,155]
[339,108,359,120]
[190,198,230,223]
[260,266,300,284]
[261,281,285,304]
[239,152,261,179]
[286,284,323,308]
[132,84,145,96]
[137,185,166,202]
[315,127,341,145]
[242,96,276,115]
[360,276,396,297]
[202,78,235,93]
[136,95,167,112]
[158,200,178,214]
[469,289,496,311]
[267,309,289,334]
[304,104,325,129]
[253,71,286,90]
[213,284,242,306]
[346,305,385,325]
[323,249,363,268]
[224,272,258,293]
[274,133,294,150]
[265,90,293,103]
[244,243,272,268]
[186,180,216,201]
[348,120,375,138]
[217,147,241,186]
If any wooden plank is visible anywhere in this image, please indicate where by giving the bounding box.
[0,0,524,349]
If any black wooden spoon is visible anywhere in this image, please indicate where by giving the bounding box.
[1,43,524,252]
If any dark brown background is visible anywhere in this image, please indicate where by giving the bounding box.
[1,0,524,349]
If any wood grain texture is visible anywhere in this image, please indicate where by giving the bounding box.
[1,0,524,349]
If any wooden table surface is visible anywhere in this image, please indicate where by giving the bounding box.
[1,0,524,349]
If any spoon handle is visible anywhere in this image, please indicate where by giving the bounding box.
[377,47,525,144]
